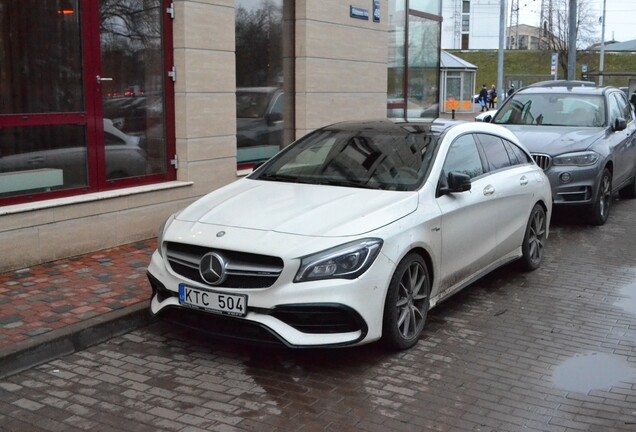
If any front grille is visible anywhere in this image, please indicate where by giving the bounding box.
[532,153,552,170]
[166,242,283,289]
[557,186,592,202]
[271,304,367,335]
[147,271,176,302]
[159,307,285,346]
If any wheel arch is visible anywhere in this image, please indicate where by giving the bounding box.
[535,199,549,215]
[407,246,435,289]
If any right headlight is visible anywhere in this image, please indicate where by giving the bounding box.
[552,151,599,166]
[294,238,383,283]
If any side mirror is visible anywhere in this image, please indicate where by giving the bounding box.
[266,112,283,125]
[482,114,493,123]
[614,117,627,132]
[439,171,472,195]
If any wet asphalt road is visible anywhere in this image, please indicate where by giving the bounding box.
[1,197,636,432]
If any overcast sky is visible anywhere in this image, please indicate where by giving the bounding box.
[514,0,636,43]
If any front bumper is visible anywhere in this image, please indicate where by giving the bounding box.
[545,162,603,206]
[146,248,392,348]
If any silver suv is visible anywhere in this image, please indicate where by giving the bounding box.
[487,81,636,225]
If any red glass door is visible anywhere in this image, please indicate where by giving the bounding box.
[0,0,174,205]
[97,0,173,186]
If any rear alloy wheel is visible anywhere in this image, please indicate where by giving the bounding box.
[520,204,547,271]
[590,168,612,226]
[382,253,430,350]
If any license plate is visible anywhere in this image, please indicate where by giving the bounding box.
[178,284,247,317]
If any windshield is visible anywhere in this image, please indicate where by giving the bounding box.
[493,93,606,127]
[250,125,439,191]
[236,91,273,119]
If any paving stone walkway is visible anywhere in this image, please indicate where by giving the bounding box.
[0,240,155,351]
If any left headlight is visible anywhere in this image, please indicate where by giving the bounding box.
[552,151,599,166]
[157,212,178,257]
[294,238,383,283]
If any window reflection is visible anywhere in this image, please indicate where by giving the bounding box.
[407,15,440,119]
[387,0,407,118]
[387,2,441,120]
[0,125,87,198]
[100,0,166,179]
[236,0,290,169]
[0,0,84,114]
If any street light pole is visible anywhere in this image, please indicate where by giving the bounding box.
[567,0,577,80]
[599,0,607,86]
[497,0,507,104]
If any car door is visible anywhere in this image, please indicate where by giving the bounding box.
[607,92,635,188]
[475,133,537,258]
[436,134,497,295]
[611,92,636,185]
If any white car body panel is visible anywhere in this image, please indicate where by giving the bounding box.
[176,179,419,237]
[147,121,552,348]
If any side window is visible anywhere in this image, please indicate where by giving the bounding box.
[503,139,532,165]
[476,134,511,171]
[271,93,283,116]
[608,93,622,124]
[613,93,633,123]
[442,134,484,179]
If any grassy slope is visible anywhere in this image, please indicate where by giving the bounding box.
[448,50,636,91]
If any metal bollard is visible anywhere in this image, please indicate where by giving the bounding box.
[452,109,455,120]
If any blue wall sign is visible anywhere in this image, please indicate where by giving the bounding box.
[373,0,380,22]
[350,6,369,20]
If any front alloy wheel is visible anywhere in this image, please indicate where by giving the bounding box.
[382,253,430,350]
[590,168,612,226]
[520,204,547,271]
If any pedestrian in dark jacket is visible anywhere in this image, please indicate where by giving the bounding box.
[488,84,497,109]
[479,84,488,112]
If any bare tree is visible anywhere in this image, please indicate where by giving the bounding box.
[542,0,599,78]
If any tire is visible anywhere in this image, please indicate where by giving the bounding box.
[589,168,612,226]
[382,253,430,350]
[520,204,547,271]
[618,169,636,199]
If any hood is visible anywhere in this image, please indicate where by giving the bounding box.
[503,125,604,155]
[176,179,418,237]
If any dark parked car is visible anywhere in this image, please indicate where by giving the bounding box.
[236,87,283,167]
[487,81,636,225]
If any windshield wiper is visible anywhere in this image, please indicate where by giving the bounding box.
[258,172,322,184]
[259,172,381,189]
[320,179,378,189]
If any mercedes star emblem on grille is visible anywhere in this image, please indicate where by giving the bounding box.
[199,252,226,285]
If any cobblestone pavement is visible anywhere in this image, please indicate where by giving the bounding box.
[0,240,154,350]
[1,198,636,432]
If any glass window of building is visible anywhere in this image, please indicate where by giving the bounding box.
[409,0,440,16]
[0,0,175,204]
[387,1,442,120]
[235,0,293,171]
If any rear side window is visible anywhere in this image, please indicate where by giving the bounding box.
[476,134,511,171]
[503,139,532,165]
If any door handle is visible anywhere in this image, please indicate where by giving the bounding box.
[483,185,495,196]
[520,176,529,186]
[96,75,113,84]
